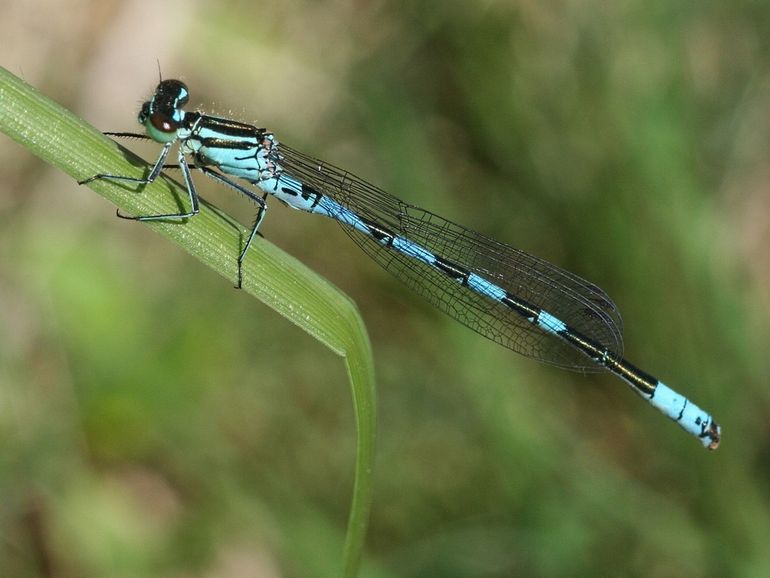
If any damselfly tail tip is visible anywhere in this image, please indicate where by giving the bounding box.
[704,420,721,450]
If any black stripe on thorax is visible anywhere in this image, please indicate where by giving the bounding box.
[197,116,265,139]
[199,137,259,150]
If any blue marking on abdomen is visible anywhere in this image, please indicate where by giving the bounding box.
[315,196,442,267]
[467,273,506,301]
[315,197,372,232]
[392,236,436,264]
[537,311,568,335]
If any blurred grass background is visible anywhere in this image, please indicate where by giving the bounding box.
[1,0,768,576]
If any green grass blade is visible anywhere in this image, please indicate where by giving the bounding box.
[0,66,376,578]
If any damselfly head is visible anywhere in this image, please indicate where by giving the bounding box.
[137,79,190,144]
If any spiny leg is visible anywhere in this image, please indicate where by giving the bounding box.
[118,148,200,221]
[195,166,269,288]
[79,139,172,187]
[79,142,200,221]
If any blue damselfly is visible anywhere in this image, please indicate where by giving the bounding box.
[81,80,721,449]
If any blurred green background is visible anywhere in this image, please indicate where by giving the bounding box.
[1,0,768,576]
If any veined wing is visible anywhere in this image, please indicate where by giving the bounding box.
[277,144,623,371]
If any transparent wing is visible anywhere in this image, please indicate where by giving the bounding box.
[277,144,623,371]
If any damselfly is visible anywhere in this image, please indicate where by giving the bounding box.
[81,79,721,449]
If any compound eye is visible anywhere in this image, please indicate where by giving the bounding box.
[149,111,177,134]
